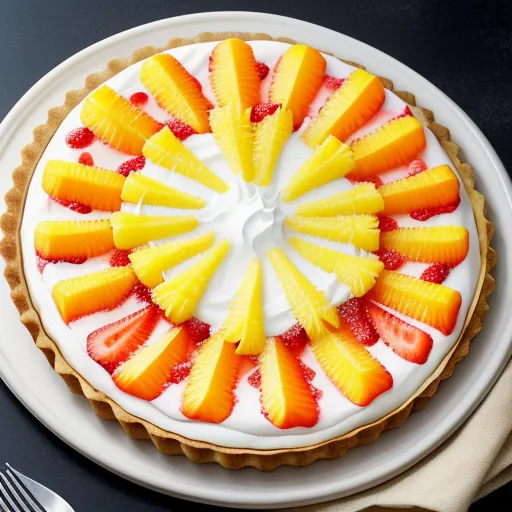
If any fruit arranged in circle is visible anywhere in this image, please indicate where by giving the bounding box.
[113,326,190,400]
[42,160,125,212]
[209,102,254,181]
[303,69,385,147]
[289,237,384,297]
[52,266,137,323]
[121,172,206,209]
[286,215,380,252]
[222,258,265,355]
[182,332,240,423]
[380,226,469,265]
[80,85,161,155]
[282,135,354,201]
[368,270,462,335]
[34,219,114,261]
[310,322,393,406]
[110,212,198,250]
[269,44,326,129]
[349,116,426,179]
[209,38,260,112]
[379,165,460,215]
[142,127,229,192]
[152,240,230,323]
[366,302,433,364]
[296,183,384,217]
[253,108,293,186]
[260,337,318,428]
[338,297,379,346]
[266,248,339,338]
[87,305,160,373]
[139,54,212,133]
[129,232,215,288]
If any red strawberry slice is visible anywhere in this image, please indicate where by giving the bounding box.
[420,263,451,284]
[375,249,405,271]
[161,118,197,141]
[181,317,211,345]
[378,215,398,232]
[116,156,146,177]
[366,301,433,364]
[109,249,131,267]
[338,297,379,346]
[323,75,345,91]
[87,305,160,373]
[256,62,270,80]
[279,323,309,355]
[250,103,281,123]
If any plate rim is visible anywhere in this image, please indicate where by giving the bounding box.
[1,11,511,509]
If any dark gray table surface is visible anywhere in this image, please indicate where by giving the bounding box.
[1,1,511,510]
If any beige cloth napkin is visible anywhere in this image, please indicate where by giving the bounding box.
[293,357,512,512]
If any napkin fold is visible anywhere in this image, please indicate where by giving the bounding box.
[294,357,512,512]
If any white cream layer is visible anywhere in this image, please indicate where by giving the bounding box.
[20,41,480,449]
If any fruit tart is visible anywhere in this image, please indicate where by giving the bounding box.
[0,33,495,470]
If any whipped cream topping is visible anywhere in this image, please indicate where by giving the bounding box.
[20,41,481,449]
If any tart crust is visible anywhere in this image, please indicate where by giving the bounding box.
[0,32,496,471]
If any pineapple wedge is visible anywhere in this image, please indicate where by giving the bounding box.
[266,248,339,338]
[282,135,354,202]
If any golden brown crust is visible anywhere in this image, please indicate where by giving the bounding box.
[0,32,496,471]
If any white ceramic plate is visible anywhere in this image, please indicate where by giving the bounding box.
[0,11,510,509]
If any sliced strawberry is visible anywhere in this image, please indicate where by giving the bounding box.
[408,159,428,176]
[133,281,153,304]
[116,156,146,177]
[279,323,309,355]
[109,249,131,267]
[129,92,149,108]
[168,360,193,384]
[338,297,379,346]
[181,317,211,345]
[323,75,345,91]
[87,305,160,373]
[78,152,94,166]
[421,263,451,284]
[256,61,270,80]
[65,127,95,149]
[366,301,433,364]
[375,249,405,271]
[410,198,461,221]
[161,118,197,141]
[250,103,281,123]
[378,215,398,232]
[348,175,384,188]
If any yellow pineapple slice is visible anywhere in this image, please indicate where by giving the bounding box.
[181,332,240,423]
[152,240,230,323]
[380,226,469,266]
[286,215,380,252]
[139,54,211,133]
[222,258,265,355]
[34,219,114,261]
[281,135,354,202]
[210,38,260,112]
[303,69,385,148]
[259,337,318,428]
[129,232,215,288]
[42,160,125,212]
[296,183,384,217]
[209,103,254,182]
[121,173,206,209]
[52,266,137,324]
[266,248,339,338]
[114,326,190,401]
[253,108,293,187]
[368,270,462,335]
[269,44,326,129]
[310,323,393,406]
[110,212,198,249]
[142,127,228,193]
[80,85,160,155]
[289,237,384,296]
[349,116,427,179]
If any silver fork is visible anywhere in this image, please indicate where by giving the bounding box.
[0,464,74,512]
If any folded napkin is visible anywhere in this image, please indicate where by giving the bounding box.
[294,357,512,512]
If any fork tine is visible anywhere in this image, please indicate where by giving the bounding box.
[0,472,37,512]
[0,476,21,512]
[4,466,46,512]
[0,494,13,512]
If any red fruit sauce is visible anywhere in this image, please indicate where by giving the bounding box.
[129,91,149,108]
[250,103,281,123]
[109,249,131,267]
[410,197,461,221]
[133,281,153,304]
[116,156,146,177]
[248,369,262,389]
[378,215,398,232]
[78,152,94,166]
[208,55,213,72]
[279,323,309,355]
[50,196,92,214]
[393,105,413,120]
[161,118,197,141]
[167,361,192,385]
[338,298,379,346]
[36,253,86,272]
[256,61,270,80]
[408,159,428,176]
[65,127,95,149]
[375,249,405,271]
[420,263,451,284]
[323,75,345,91]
